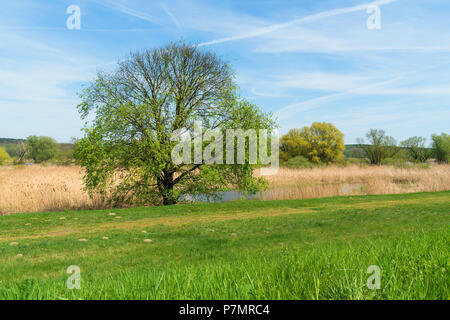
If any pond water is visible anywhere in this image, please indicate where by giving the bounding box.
[182,190,257,203]
[182,183,363,203]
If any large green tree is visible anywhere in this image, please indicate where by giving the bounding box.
[75,42,274,206]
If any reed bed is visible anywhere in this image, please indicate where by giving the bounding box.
[0,164,449,214]
[256,165,450,201]
[0,165,108,215]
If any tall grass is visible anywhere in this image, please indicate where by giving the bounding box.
[0,231,447,300]
[0,164,449,214]
[256,165,450,201]
[0,166,108,215]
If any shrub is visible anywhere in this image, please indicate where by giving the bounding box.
[344,145,366,158]
[0,147,12,165]
[431,133,450,163]
[347,157,366,165]
[381,157,410,168]
[401,136,432,163]
[282,155,321,168]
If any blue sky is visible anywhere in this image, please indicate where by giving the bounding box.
[0,0,449,144]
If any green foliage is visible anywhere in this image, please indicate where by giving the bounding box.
[357,129,399,165]
[55,142,76,165]
[431,133,450,163]
[25,136,60,163]
[4,143,22,158]
[1,138,75,165]
[282,155,319,168]
[343,145,366,158]
[280,122,345,164]
[75,42,275,206]
[0,141,27,163]
[380,157,410,168]
[0,147,12,165]
[280,129,306,162]
[345,157,369,166]
[400,136,431,163]
[381,157,431,169]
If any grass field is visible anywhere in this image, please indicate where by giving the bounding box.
[0,191,448,300]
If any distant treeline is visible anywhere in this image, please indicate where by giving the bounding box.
[0,138,24,144]
[0,136,76,165]
[279,124,449,168]
[0,126,449,167]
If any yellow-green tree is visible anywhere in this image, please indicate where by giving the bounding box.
[280,122,345,164]
[0,147,12,165]
[280,129,308,162]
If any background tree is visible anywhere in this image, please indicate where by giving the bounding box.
[343,145,366,159]
[280,129,308,162]
[280,122,345,164]
[4,142,24,160]
[431,133,450,163]
[357,129,399,165]
[75,42,274,206]
[400,136,431,163]
[56,138,78,165]
[7,141,29,163]
[0,147,11,165]
[26,136,60,163]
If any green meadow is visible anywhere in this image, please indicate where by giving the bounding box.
[0,191,448,300]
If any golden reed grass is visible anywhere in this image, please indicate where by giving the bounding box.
[0,164,449,215]
[0,165,108,215]
[255,165,450,201]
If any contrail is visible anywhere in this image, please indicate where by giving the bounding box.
[160,2,183,32]
[91,0,159,24]
[197,0,398,47]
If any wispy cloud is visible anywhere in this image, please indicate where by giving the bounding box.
[272,73,374,92]
[250,88,286,98]
[159,2,182,32]
[0,24,98,140]
[92,0,160,24]
[197,0,399,46]
[259,71,450,96]
[1,0,448,142]
[274,60,450,122]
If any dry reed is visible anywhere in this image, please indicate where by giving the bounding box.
[0,165,108,215]
[0,164,449,215]
[255,165,450,201]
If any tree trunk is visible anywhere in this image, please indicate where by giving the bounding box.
[158,171,177,205]
[162,188,177,205]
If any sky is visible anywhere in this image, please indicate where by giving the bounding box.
[0,0,449,144]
